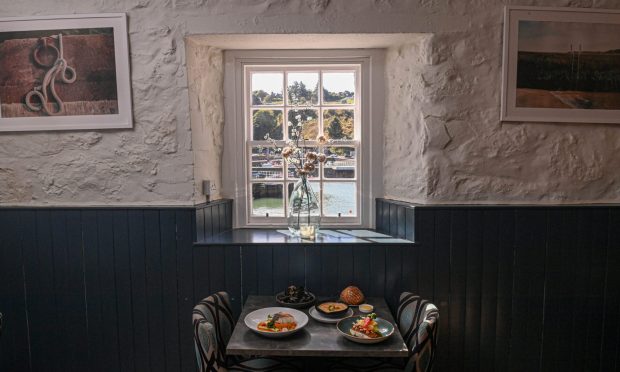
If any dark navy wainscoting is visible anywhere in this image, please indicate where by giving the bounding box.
[377,198,620,372]
[2,199,620,372]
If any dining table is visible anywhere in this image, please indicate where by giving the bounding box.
[226,295,408,358]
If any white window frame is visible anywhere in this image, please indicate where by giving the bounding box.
[223,50,385,229]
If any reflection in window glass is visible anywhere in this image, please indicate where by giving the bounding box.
[252,109,283,140]
[288,109,318,140]
[251,72,283,105]
[287,72,319,105]
[324,146,355,179]
[323,109,354,140]
[251,147,283,180]
[322,72,355,105]
[323,182,356,217]
[252,183,284,217]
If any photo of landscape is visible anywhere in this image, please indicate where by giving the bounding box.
[516,20,620,109]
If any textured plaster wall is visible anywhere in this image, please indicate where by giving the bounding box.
[384,1,620,204]
[185,39,224,203]
[1,0,619,205]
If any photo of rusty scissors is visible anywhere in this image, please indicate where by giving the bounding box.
[25,33,77,116]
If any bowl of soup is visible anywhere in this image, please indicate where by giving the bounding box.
[315,301,350,318]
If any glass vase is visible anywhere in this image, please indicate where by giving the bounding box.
[287,176,321,239]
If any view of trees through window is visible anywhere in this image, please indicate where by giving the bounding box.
[246,66,360,221]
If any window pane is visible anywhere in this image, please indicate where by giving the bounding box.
[322,72,355,105]
[251,183,284,217]
[323,109,354,140]
[323,182,356,217]
[251,147,283,180]
[324,146,356,179]
[287,147,319,179]
[252,109,283,140]
[251,72,283,105]
[288,109,318,140]
[287,72,319,105]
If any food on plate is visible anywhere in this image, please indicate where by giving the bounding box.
[350,313,382,339]
[340,285,365,305]
[257,312,297,332]
[317,302,348,314]
[278,285,314,304]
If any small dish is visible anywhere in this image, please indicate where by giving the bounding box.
[309,306,354,324]
[336,316,395,344]
[244,307,308,338]
[315,301,350,318]
[359,304,374,313]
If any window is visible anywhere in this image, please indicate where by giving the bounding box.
[247,65,360,224]
[224,50,385,228]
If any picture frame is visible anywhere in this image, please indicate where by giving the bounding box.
[0,13,132,132]
[501,6,620,124]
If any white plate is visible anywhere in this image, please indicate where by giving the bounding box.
[309,307,354,324]
[244,307,308,338]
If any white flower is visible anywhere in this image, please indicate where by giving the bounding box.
[295,115,301,120]
[307,116,313,120]
[287,121,293,127]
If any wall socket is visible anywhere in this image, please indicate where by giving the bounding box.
[202,180,217,196]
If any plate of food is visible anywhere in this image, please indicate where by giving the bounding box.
[315,301,350,318]
[276,285,316,309]
[244,307,308,338]
[309,306,354,323]
[336,313,394,344]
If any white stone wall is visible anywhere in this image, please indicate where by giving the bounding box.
[1,0,619,205]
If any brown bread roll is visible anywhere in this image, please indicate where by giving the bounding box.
[340,286,365,305]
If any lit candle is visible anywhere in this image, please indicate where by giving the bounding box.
[299,225,316,240]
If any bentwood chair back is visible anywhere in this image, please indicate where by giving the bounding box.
[193,292,302,372]
[396,292,440,372]
[193,292,235,371]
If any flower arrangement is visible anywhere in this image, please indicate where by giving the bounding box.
[264,113,328,177]
[263,105,330,238]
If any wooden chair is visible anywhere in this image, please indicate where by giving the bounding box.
[193,292,302,372]
[327,292,439,372]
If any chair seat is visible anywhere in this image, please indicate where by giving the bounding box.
[228,356,303,371]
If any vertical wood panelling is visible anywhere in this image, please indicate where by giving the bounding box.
[175,210,196,372]
[113,211,135,372]
[144,210,166,372]
[256,246,274,295]
[33,210,59,371]
[601,209,620,372]
[448,210,468,372]
[81,210,104,372]
[127,209,150,372]
[3,200,620,372]
[509,209,547,372]
[0,210,29,371]
[161,210,181,372]
[493,209,515,372]
[479,209,500,372]
[321,245,339,297]
[337,245,354,291]
[464,210,483,372]
[224,245,242,318]
[64,210,89,372]
[288,245,305,287]
[432,209,451,372]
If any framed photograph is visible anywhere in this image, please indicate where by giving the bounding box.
[501,6,620,124]
[0,13,132,131]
